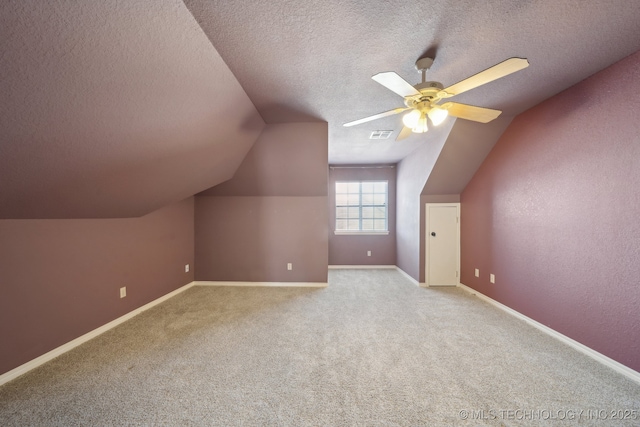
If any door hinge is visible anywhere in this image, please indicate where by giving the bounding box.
[456,217,459,223]
[456,271,459,277]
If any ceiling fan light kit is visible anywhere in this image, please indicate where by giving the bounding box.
[344,56,529,141]
[402,109,426,132]
[427,106,448,126]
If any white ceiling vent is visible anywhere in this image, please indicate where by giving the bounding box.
[369,130,393,140]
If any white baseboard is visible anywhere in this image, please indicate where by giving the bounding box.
[329,265,425,288]
[328,265,396,270]
[458,283,640,385]
[0,281,196,387]
[195,281,328,288]
[395,266,420,286]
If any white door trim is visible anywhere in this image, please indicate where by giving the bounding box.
[425,203,460,287]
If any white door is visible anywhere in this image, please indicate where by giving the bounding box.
[426,204,460,286]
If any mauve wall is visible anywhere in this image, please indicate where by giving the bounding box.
[396,120,455,282]
[195,197,327,282]
[0,198,195,376]
[328,166,396,266]
[195,123,329,283]
[461,51,640,371]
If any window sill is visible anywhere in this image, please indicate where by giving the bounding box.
[334,231,390,236]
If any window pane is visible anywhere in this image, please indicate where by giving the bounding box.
[363,219,375,230]
[336,207,348,218]
[335,182,348,194]
[347,182,360,193]
[361,182,374,193]
[347,194,360,205]
[374,182,387,193]
[334,180,388,232]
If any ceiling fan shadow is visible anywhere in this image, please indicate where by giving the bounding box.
[419,45,439,65]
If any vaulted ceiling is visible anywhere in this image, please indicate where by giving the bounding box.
[2,0,640,218]
[185,0,640,164]
[0,0,264,218]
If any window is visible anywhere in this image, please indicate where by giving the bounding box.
[335,181,388,233]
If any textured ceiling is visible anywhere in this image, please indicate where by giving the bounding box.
[2,0,640,219]
[0,0,264,218]
[185,0,640,164]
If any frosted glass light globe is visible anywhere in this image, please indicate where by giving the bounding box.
[402,109,421,129]
[428,107,448,126]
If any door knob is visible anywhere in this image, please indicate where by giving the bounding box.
[431,232,436,237]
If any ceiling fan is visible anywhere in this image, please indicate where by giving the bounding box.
[343,56,529,141]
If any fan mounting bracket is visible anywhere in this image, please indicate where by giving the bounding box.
[415,57,435,84]
[415,57,434,72]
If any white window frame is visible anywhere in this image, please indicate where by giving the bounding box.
[334,180,389,235]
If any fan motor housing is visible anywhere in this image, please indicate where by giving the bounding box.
[414,81,444,91]
[405,82,444,108]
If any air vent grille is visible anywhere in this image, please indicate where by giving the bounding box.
[369,130,393,140]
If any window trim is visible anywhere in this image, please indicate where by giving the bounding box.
[334,230,390,236]
[334,180,389,234]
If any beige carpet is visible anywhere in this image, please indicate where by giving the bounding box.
[1,269,639,426]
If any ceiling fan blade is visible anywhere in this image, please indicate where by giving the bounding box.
[396,126,413,141]
[441,102,502,123]
[441,58,529,97]
[372,72,421,98]
[343,107,409,127]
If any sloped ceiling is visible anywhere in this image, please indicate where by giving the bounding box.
[3,1,640,219]
[422,117,514,196]
[199,123,328,197]
[0,0,264,219]
[185,0,640,167]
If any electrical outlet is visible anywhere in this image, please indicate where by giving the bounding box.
[185,264,190,273]
[287,263,292,271]
[490,274,495,284]
[367,250,371,257]
[474,269,479,278]
[120,287,126,298]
